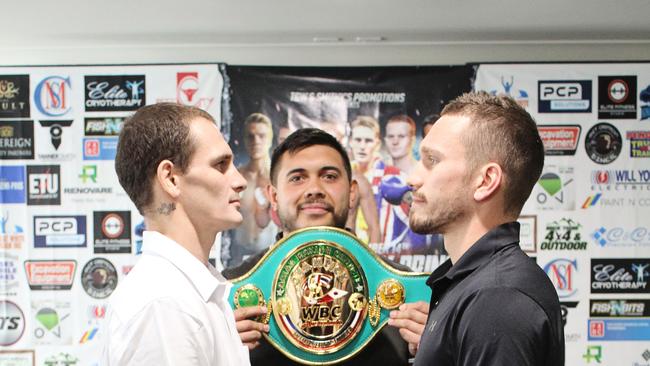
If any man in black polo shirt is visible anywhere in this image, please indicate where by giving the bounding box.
[401,92,564,365]
[223,128,424,365]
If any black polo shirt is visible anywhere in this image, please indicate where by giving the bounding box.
[414,222,564,366]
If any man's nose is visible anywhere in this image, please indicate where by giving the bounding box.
[304,178,325,198]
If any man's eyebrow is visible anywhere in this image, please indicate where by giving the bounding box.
[209,153,232,164]
[285,168,307,177]
[320,166,342,173]
[420,146,442,157]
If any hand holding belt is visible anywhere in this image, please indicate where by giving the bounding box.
[229,226,431,365]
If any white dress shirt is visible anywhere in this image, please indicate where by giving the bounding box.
[103,231,250,366]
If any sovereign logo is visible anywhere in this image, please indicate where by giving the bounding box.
[538,80,591,113]
[0,120,34,160]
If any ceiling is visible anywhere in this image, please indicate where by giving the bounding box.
[5,0,650,48]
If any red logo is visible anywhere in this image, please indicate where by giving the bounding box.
[177,72,199,104]
[84,139,100,157]
[537,125,581,156]
[24,260,76,290]
[593,171,610,184]
[590,320,605,337]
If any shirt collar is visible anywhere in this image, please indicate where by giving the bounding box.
[142,231,231,303]
[426,222,520,286]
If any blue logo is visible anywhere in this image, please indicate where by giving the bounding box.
[34,76,72,117]
[82,137,118,160]
[543,258,578,298]
[490,76,529,108]
[592,227,650,248]
[0,166,25,203]
[33,216,87,248]
[588,319,650,340]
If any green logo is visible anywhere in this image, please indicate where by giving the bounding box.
[79,165,97,183]
[538,172,562,196]
[582,345,602,363]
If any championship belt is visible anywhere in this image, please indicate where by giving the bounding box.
[229,226,431,365]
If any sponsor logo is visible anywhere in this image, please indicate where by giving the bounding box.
[84,75,145,111]
[81,257,118,299]
[0,300,25,346]
[534,166,575,210]
[641,84,650,120]
[582,193,602,209]
[0,253,19,296]
[32,301,72,345]
[33,76,71,117]
[517,215,537,253]
[628,131,650,158]
[560,301,579,327]
[591,169,650,192]
[135,220,145,255]
[538,80,591,113]
[26,165,60,205]
[63,165,113,198]
[0,350,35,364]
[79,326,99,344]
[592,226,650,248]
[37,120,75,161]
[0,75,30,118]
[33,216,87,248]
[588,319,650,340]
[0,121,34,160]
[591,259,650,293]
[543,258,578,298]
[585,123,622,164]
[93,211,131,253]
[582,345,602,364]
[537,125,581,155]
[84,116,124,136]
[583,194,650,209]
[0,211,24,250]
[43,352,79,365]
[82,137,117,160]
[590,299,650,317]
[24,260,76,290]
[599,75,637,119]
[489,75,529,107]
[157,72,216,111]
[541,218,587,250]
[0,166,25,203]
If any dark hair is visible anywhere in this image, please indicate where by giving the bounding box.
[115,103,215,214]
[270,128,352,185]
[441,92,544,217]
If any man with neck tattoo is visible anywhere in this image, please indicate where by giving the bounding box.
[104,103,250,365]
[224,128,429,365]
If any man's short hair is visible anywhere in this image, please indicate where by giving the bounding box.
[115,103,215,214]
[386,114,416,137]
[270,128,352,185]
[350,116,380,139]
[441,92,544,217]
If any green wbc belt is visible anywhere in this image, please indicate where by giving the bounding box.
[228,226,432,365]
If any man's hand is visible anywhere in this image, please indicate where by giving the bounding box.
[387,301,429,356]
[233,306,270,350]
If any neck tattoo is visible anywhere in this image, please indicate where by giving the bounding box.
[157,202,176,215]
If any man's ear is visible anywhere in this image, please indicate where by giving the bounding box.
[267,183,278,211]
[473,163,502,202]
[349,179,359,209]
[156,159,181,199]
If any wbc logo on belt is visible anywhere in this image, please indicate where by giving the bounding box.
[273,242,369,354]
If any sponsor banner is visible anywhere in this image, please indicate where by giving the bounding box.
[591,169,650,191]
[534,165,575,210]
[0,300,25,346]
[84,117,124,136]
[0,165,25,203]
[0,120,34,160]
[591,258,650,293]
[582,194,650,209]
[31,300,72,345]
[36,119,75,160]
[33,75,72,117]
[538,80,591,113]
[627,131,650,158]
[0,211,25,250]
[24,260,76,290]
[585,123,622,165]
[0,350,35,366]
[590,299,650,317]
[63,165,114,198]
[0,252,20,297]
[81,258,118,299]
[82,137,117,160]
[592,226,650,248]
[598,75,637,119]
[33,215,87,248]
[84,75,146,111]
[541,218,588,250]
[543,258,579,298]
[0,75,30,118]
[93,211,131,253]
[588,319,650,340]
[538,125,581,156]
[26,165,60,205]
[156,71,217,112]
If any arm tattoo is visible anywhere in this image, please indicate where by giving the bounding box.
[156,202,176,215]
